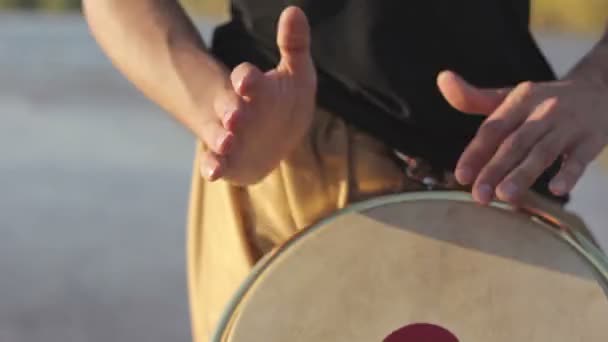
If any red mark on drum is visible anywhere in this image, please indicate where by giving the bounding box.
[384,323,458,342]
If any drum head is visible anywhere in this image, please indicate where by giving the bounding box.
[216,192,608,342]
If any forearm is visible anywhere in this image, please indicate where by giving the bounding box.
[83,0,231,131]
[564,26,608,89]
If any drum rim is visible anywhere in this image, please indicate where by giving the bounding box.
[211,190,608,342]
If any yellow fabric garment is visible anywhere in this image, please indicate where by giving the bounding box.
[186,108,425,341]
[185,108,591,342]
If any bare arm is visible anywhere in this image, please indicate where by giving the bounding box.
[566,26,608,87]
[84,2,317,185]
[82,0,231,135]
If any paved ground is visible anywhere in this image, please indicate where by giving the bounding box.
[1,13,607,342]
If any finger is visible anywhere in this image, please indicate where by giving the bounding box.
[455,81,538,185]
[550,135,605,195]
[199,150,227,182]
[276,6,314,79]
[437,70,511,114]
[471,97,556,204]
[213,90,246,131]
[199,118,235,156]
[230,62,265,98]
[496,129,568,203]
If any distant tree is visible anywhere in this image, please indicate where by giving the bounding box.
[37,0,81,10]
[0,0,38,9]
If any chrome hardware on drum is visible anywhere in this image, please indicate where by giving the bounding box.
[213,191,608,342]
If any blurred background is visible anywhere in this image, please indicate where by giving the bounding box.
[1,1,608,341]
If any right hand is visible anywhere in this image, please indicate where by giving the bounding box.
[199,6,317,185]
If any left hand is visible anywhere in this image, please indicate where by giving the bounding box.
[437,70,608,205]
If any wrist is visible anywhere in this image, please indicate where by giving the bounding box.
[563,44,608,92]
[175,48,232,115]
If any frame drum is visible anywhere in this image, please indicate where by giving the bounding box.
[213,191,608,341]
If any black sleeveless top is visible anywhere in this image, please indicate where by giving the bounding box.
[210,0,566,203]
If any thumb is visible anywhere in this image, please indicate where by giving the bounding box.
[437,70,510,115]
[276,6,314,79]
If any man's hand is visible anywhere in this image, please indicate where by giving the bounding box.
[201,6,317,185]
[437,70,608,205]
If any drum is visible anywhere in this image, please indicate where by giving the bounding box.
[213,191,608,342]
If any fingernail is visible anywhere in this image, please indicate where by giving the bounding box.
[216,132,233,154]
[237,78,248,94]
[202,159,220,181]
[477,184,493,204]
[455,167,473,185]
[203,165,217,180]
[224,107,236,122]
[223,107,242,129]
[550,180,567,195]
[499,181,519,201]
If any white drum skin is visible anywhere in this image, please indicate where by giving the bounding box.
[214,192,608,342]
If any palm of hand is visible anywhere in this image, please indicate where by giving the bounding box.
[200,6,317,185]
[226,66,316,185]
